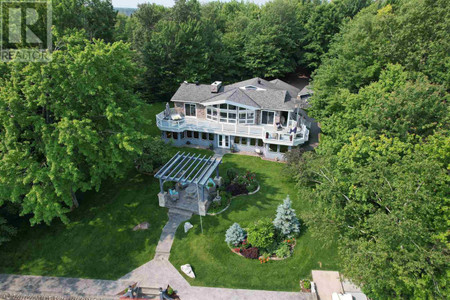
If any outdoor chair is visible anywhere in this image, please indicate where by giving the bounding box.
[206,178,216,194]
[169,189,179,201]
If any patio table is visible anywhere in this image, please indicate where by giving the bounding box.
[185,184,198,198]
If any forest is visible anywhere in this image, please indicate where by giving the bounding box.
[0,0,448,299]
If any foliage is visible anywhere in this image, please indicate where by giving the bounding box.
[54,0,117,42]
[292,1,450,296]
[273,196,301,237]
[135,137,171,174]
[123,0,371,100]
[226,168,239,182]
[0,32,150,225]
[0,216,16,246]
[165,287,173,296]
[247,219,275,251]
[275,243,290,259]
[225,223,246,246]
[241,247,259,259]
[226,183,248,196]
[302,279,311,290]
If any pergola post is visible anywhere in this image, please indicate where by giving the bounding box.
[216,166,219,178]
[159,179,164,193]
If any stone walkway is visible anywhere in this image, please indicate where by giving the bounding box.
[0,209,314,300]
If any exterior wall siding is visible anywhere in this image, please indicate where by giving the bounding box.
[161,130,288,161]
[174,102,184,114]
[196,104,206,119]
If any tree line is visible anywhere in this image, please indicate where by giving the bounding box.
[286,0,449,298]
[0,1,448,299]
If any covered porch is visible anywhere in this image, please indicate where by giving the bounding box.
[154,152,223,216]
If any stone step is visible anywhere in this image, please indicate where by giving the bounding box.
[139,286,161,297]
[168,207,193,217]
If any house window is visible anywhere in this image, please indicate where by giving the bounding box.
[261,110,275,125]
[185,103,196,117]
[193,131,199,139]
[279,145,289,153]
[250,138,256,146]
[207,103,255,124]
[173,132,178,139]
[202,132,207,140]
[209,133,214,141]
[166,131,172,139]
[257,139,264,147]
[234,136,240,144]
[268,144,278,152]
[241,138,247,145]
[186,131,192,138]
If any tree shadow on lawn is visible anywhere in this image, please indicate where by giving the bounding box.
[0,171,169,280]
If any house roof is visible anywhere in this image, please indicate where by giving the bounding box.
[299,84,313,96]
[171,77,308,111]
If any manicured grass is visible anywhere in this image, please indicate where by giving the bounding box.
[141,102,166,137]
[0,147,212,280]
[170,154,340,291]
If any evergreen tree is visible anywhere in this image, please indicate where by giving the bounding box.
[273,196,300,237]
[225,223,245,246]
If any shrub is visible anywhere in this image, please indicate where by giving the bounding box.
[226,183,248,196]
[225,223,246,246]
[247,219,275,250]
[302,279,311,290]
[235,175,249,186]
[241,239,250,249]
[135,137,172,174]
[275,243,290,258]
[226,168,238,181]
[241,247,259,259]
[246,182,258,193]
[273,195,300,237]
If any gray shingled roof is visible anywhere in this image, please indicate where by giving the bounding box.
[171,77,308,110]
[299,84,313,96]
[269,79,301,98]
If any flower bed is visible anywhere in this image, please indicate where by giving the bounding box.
[224,196,301,263]
[207,169,259,215]
[229,237,297,262]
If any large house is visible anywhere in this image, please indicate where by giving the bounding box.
[156,78,311,160]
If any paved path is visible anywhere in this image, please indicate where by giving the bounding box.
[1,209,314,300]
[0,274,131,298]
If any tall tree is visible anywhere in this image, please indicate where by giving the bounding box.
[53,0,117,42]
[0,32,150,225]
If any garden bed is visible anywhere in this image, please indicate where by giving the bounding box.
[207,169,259,215]
[229,238,297,263]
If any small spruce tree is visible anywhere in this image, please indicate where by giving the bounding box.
[225,223,246,246]
[273,195,300,236]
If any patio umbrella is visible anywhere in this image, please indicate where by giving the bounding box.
[165,102,170,118]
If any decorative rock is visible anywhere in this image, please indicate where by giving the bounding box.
[180,264,195,278]
[184,222,193,233]
[133,222,150,231]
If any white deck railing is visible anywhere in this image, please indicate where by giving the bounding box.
[156,111,309,146]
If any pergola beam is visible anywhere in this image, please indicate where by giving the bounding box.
[154,151,182,178]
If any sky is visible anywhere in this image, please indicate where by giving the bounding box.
[112,0,269,8]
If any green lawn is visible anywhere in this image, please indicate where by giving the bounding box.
[0,146,212,280]
[169,154,340,291]
[0,101,340,287]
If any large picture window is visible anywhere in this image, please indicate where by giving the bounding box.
[185,103,196,117]
[207,104,255,124]
[261,110,275,125]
